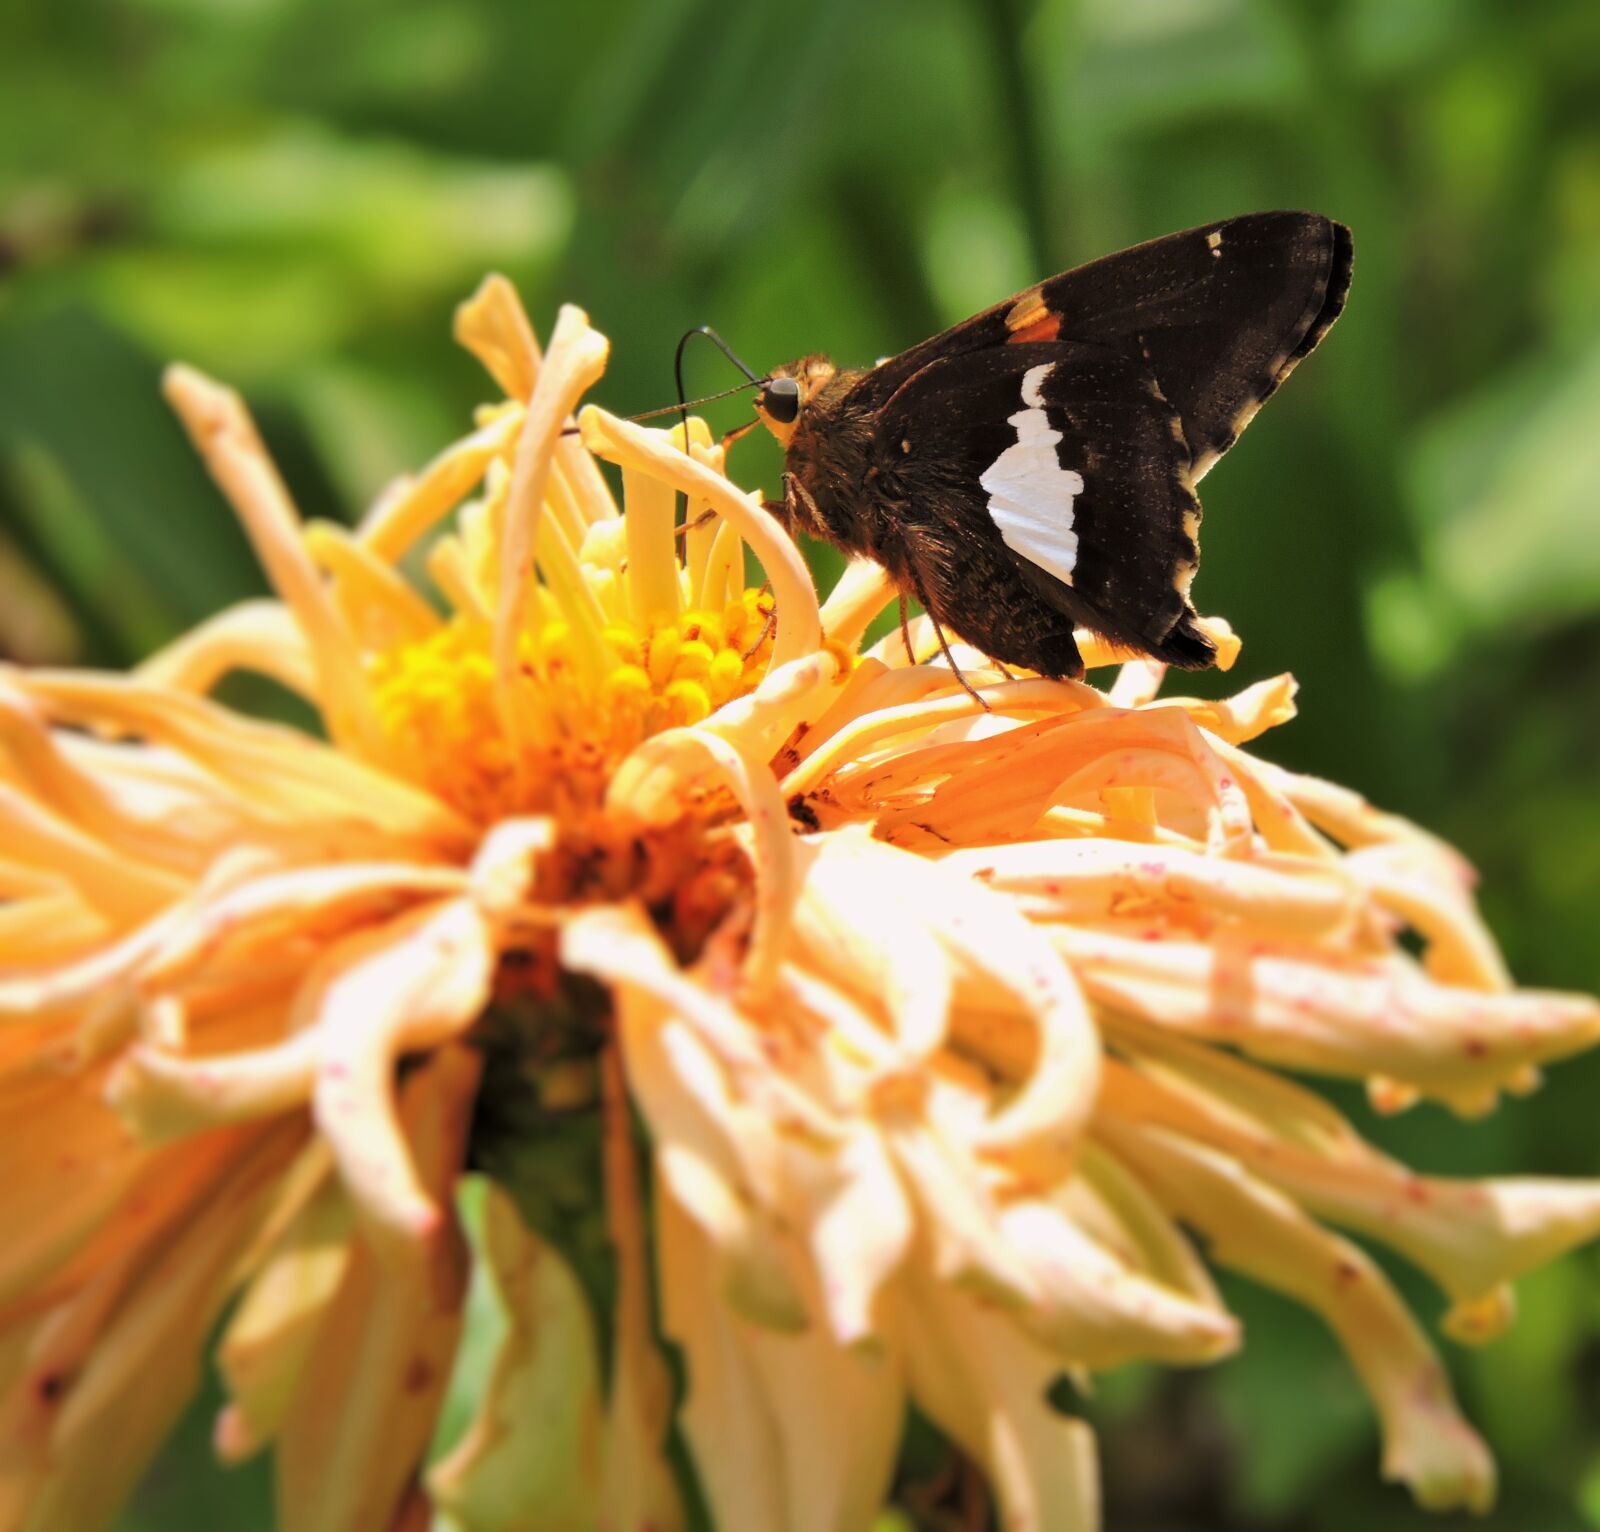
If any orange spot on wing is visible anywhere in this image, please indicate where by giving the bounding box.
[1008,313,1061,345]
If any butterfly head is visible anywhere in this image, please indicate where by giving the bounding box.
[754,355,838,447]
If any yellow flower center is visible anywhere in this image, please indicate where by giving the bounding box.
[369,588,778,822]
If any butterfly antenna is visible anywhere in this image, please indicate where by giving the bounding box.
[556,377,759,438]
[669,326,764,518]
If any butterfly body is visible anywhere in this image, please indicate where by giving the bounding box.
[753,211,1353,679]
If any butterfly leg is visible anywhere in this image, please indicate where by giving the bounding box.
[911,571,991,712]
[674,507,717,540]
[898,592,917,665]
[741,587,777,660]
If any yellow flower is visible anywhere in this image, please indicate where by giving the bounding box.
[2,275,1599,1532]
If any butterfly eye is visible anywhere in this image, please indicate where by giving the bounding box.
[760,376,802,424]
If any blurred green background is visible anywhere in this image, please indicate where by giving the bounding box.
[3,0,1599,1527]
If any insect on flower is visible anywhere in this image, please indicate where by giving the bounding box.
[0,271,1597,1532]
[749,212,1351,688]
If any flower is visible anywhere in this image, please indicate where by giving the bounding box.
[2,276,1599,1532]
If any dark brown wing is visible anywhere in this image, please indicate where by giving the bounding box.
[870,341,1213,678]
[844,211,1351,482]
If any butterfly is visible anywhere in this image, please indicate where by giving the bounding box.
[749,211,1352,681]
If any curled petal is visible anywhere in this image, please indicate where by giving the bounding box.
[1102,1120,1496,1514]
[426,1181,603,1532]
[783,677,1096,802]
[12,669,472,849]
[892,1262,1102,1532]
[1159,672,1299,745]
[0,779,185,925]
[1057,924,1600,1108]
[140,860,468,988]
[0,681,285,879]
[492,306,611,741]
[1101,1044,1600,1321]
[135,598,315,700]
[0,853,257,1025]
[939,837,1359,938]
[802,1121,914,1348]
[1344,840,1511,992]
[107,1027,320,1143]
[467,815,555,921]
[453,272,540,402]
[702,647,843,764]
[818,557,897,652]
[895,707,1253,852]
[358,407,523,565]
[561,905,809,1330]
[306,900,493,1247]
[609,727,795,996]
[580,404,821,667]
[278,1045,479,1532]
[995,1196,1239,1367]
[164,365,386,763]
[794,831,1100,1177]
[450,274,617,526]
[214,1169,353,1463]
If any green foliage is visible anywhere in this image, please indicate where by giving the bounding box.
[3,0,1598,1526]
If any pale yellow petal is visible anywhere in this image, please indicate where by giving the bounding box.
[304,899,491,1244]
[699,647,842,765]
[163,364,387,762]
[781,677,1096,802]
[656,1187,789,1531]
[492,305,610,744]
[140,860,468,988]
[1061,925,1600,1108]
[1159,672,1299,744]
[214,1172,353,1463]
[580,404,821,667]
[1344,840,1511,992]
[12,669,471,848]
[608,726,794,994]
[622,462,682,627]
[1102,1120,1496,1513]
[1101,1045,1600,1323]
[0,780,186,925]
[793,831,1101,1177]
[561,905,807,1330]
[0,893,108,965]
[892,1264,1101,1532]
[106,1026,320,1142]
[305,519,442,650]
[278,1045,478,1532]
[598,1044,684,1532]
[134,597,316,699]
[358,407,522,564]
[453,272,540,402]
[818,558,896,653]
[938,837,1358,938]
[426,1182,603,1532]
[3,1128,293,1532]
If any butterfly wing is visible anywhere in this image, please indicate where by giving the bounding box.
[868,340,1213,678]
[849,210,1351,482]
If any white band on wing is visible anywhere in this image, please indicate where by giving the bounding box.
[978,363,1083,586]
